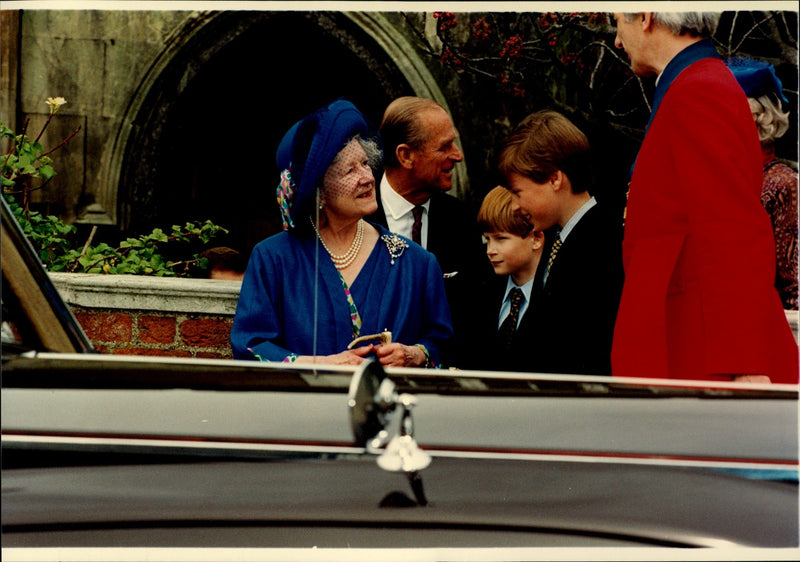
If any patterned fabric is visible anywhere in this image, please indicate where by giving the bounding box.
[338,272,363,338]
[548,237,562,268]
[762,155,798,310]
[411,205,424,245]
[544,237,562,284]
[497,288,524,351]
[276,167,295,231]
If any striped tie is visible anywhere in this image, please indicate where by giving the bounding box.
[411,205,424,245]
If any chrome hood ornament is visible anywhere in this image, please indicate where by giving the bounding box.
[348,360,430,505]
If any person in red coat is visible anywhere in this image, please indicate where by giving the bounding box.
[610,12,798,384]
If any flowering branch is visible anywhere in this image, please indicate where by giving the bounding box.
[408,11,794,140]
[41,125,81,159]
[1,96,76,217]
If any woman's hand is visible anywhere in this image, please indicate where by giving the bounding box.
[374,343,426,367]
[294,345,374,365]
[732,374,771,383]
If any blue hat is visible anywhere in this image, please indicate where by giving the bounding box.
[726,57,788,104]
[276,100,370,229]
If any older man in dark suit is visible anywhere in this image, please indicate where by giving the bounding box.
[368,97,487,366]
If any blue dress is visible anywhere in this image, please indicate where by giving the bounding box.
[231,223,454,366]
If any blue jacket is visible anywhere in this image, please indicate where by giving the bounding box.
[231,222,454,366]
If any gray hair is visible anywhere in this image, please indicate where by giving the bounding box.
[360,136,383,170]
[653,12,719,36]
[380,96,447,169]
[749,95,790,145]
[328,135,383,171]
[625,12,719,37]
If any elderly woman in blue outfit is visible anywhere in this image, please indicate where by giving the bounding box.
[231,100,454,367]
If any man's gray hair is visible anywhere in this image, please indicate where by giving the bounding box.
[653,12,719,37]
[624,12,719,37]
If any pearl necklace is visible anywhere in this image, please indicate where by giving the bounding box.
[310,218,364,270]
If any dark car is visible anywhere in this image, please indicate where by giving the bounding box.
[2,196,798,558]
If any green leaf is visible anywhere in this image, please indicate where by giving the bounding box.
[119,237,143,248]
[17,153,32,168]
[38,165,56,180]
[150,229,168,243]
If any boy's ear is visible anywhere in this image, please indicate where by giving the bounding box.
[550,170,564,191]
[530,230,545,251]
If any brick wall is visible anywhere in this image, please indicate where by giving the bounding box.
[50,273,240,359]
[72,308,234,358]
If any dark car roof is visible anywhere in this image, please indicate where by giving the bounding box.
[2,195,798,554]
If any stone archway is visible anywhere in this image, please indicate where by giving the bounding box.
[113,10,456,253]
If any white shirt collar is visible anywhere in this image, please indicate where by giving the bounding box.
[559,196,596,242]
[504,276,534,304]
[380,175,429,220]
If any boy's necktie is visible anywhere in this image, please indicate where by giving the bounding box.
[497,288,524,351]
[545,236,562,284]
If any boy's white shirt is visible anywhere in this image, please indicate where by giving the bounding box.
[544,196,597,285]
[559,196,597,242]
[498,276,535,330]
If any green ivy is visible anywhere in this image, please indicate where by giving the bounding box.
[4,194,228,276]
[2,104,228,277]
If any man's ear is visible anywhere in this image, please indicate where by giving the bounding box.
[641,12,654,31]
[396,144,415,170]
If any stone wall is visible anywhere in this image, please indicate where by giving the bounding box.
[7,10,197,225]
[3,9,455,241]
[50,272,239,358]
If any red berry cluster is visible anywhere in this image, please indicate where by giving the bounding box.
[493,72,508,85]
[472,17,492,41]
[440,47,465,71]
[499,36,524,59]
[560,51,586,69]
[584,12,608,26]
[538,13,558,30]
[433,12,458,32]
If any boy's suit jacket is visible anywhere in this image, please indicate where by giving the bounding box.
[529,202,624,376]
[457,274,541,372]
